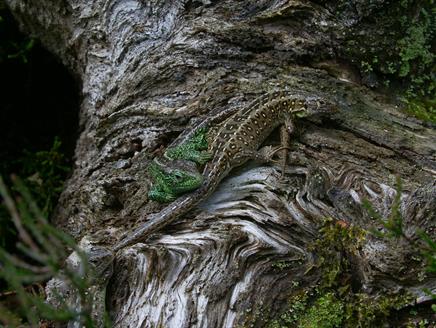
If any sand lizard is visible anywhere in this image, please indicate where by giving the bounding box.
[114,91,335,250]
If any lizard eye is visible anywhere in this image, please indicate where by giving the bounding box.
[295,111,307,118]
[173,170,184,178]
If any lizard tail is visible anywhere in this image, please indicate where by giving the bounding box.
[113,184,211,251]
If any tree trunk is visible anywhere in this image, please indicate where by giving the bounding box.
[5,0,435,327]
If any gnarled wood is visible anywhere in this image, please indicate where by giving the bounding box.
[5,0,435,327]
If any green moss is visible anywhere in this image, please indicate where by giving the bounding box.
[267,292,310,328]
[267,288,412,328]
[340,0,435,117]
[271,260,294,270]
[397,19,434,78]
[403,97,436,124]
[344,292,413,328]
[311,218,366,289]
[264,219,416,327]
[267,292,344,328]
[299,293,344,328]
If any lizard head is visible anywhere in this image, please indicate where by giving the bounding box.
[293,96,337,118]
[148,161,204,203]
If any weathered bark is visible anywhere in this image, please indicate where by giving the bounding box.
[6,0,435,327]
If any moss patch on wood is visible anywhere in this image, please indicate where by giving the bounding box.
[264,219,419,328]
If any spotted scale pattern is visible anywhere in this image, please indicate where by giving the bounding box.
[204,92,314,188]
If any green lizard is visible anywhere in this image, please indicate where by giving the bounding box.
[148,128,211,202]
[115,91,335,250]
[147,160,204,203]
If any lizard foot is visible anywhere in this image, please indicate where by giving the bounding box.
[257,145,291,164]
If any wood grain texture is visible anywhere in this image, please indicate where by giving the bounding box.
[5,0,435,326]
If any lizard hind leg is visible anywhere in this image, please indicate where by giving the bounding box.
[165,127,212,165]
[165,144,212,165]
[258,145,292,164]
[192,150,213,165]
[148,185,177,203]
[178,149,213,165]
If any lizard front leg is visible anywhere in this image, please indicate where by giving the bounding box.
[232,119,294,172]
[165,128,212,165]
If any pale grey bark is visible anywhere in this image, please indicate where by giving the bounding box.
[5,1,435,327]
